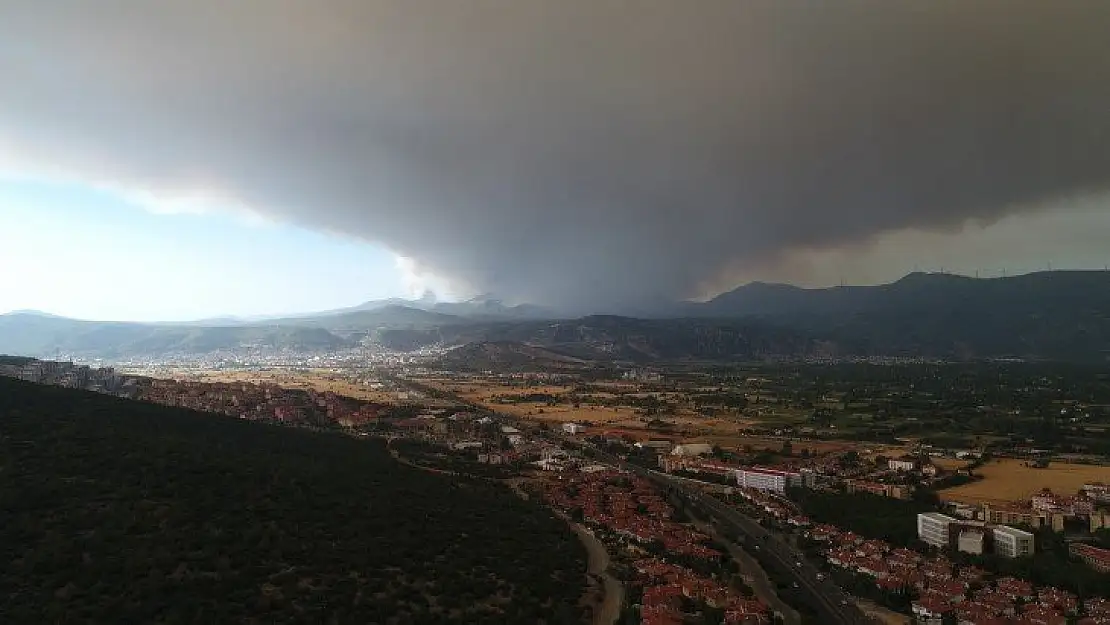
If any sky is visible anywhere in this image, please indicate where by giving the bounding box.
[2,1,1110,320]
[0,178,451,320]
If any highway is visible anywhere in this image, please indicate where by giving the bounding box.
[583,445,872,625]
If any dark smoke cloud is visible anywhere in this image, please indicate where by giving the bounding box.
[2,1,1109,311]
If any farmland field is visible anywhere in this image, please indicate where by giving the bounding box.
[931,457,971,471]
[418,376,900,457]
[939,458,1110,505]
[144,369,413,405]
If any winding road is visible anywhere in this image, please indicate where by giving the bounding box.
[503,477,624,625]
[571,524,625,625]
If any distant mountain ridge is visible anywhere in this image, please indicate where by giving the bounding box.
[3,271,1110,362]
[0,312,354,359]
[299,293,556,321]
[687,270,1110,361]
[0,306,456,359]
[153,292,552,326]
[694,271,1110,320]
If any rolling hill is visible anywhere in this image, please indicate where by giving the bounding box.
[438,341,592,371]
[0,313,353,359]
[0,377,586,623]
[379,316,829,362]
[374,272,1110,362]
[690,271,1110,361]
[0,306,460,359]
[280,293,556,321]
[268,305,465,332]
[694,271,1110,320]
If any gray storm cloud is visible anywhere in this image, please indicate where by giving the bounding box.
[2,1,1109,311]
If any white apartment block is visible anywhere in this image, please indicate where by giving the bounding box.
[993,525,1034,559]
[734,467,803,493]
[888,458,918,471]
[917,512,956,548]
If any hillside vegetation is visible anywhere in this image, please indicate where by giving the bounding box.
[438,341,590,371]
[0,378,586,624]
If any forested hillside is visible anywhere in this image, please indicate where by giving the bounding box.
[0,378,586,624]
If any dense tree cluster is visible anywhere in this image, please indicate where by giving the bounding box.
[706,362,1110,452]
[389,439,520,479]
[0,378,586,624]
[787,489,935,547]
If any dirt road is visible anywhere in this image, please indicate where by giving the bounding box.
[504,479,623,625]
[572,524,625,625]
[854,598,909,625]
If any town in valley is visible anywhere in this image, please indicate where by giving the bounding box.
[7,351,1110,625]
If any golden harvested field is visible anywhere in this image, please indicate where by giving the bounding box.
[940,458,1110,505]
[932,457,971,471]
[421,377,890,454]
[176,370,402,404]
[481,402,641,425]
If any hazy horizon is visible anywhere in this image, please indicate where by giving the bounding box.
[5,267,1109,324]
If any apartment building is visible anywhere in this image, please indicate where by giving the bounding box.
[981,503,1064,531]
[1091,510,1110,532]
[1070,543,1110,573]
[846,479,911,500]
[992,526,1034,559]
[734,467,803,493]
[1083,483,1110,504]
[918,512,957,548]
[562,422,585,435]
[888,456,919,471]
[918,513,1034,559]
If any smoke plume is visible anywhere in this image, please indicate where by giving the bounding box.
[2,1,1109,310]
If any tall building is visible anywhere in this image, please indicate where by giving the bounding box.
[992,526,1034,559]
[562,422,585,435]
[917,512,957,548]
[888,456,919,471]
[734,467,803,493]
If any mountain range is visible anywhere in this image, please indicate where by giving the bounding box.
[184,292,557,325]
[3,271,1109,362]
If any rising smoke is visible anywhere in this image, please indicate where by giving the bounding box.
[2,1,1109,311]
